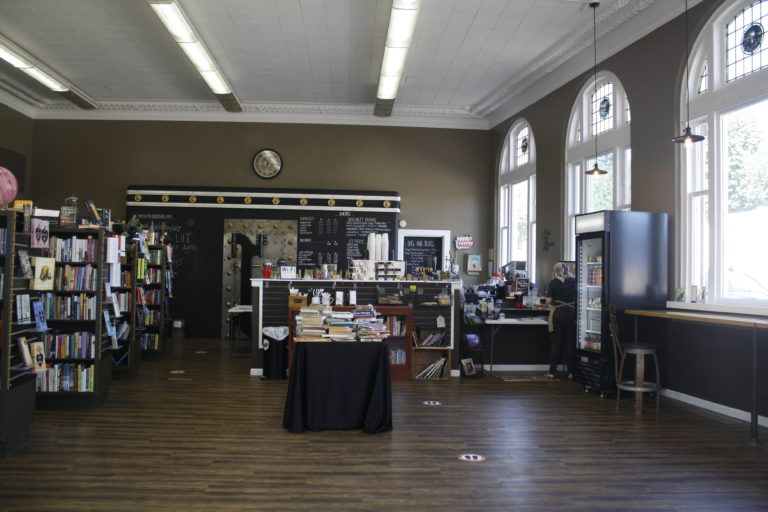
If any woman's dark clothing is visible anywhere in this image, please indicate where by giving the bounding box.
[546,277,576,375]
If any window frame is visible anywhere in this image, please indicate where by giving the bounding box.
[679,0,768,311]
[564,71,632,260]
[496,119,537,281]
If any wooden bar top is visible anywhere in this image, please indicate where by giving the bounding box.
[625,309,768,329]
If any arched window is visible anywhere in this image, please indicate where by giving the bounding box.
[680,0,768,308]
[497,120,536,280]
[564,71,631,259]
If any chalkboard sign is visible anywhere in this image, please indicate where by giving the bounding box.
[397,229,450,276]
[296,211,395,269]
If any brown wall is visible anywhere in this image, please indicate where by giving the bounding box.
[0,103,34,196]
[27,119,491,283]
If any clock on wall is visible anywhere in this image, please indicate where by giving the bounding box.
[252,149,283,179]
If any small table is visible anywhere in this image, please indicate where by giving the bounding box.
[484,316,549,375]
[625,309,768,444]
[283,342,393,434]
[228,305,252,357]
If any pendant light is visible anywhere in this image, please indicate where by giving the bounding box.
[585,2,607,176]
[672,0,705,147]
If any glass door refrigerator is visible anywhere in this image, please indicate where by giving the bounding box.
[574,210,668,395]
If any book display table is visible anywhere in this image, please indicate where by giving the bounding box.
[283,342,392,434]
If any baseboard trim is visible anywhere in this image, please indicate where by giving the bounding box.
[661,389,768,427]
[481,364,550,372]
[450,369,460,377]
[250,368,263,376]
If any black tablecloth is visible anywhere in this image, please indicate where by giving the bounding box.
[283,342,393,434]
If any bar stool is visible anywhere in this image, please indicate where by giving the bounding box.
[608,305,660,414]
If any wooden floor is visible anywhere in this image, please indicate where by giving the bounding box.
[1,338,767,512]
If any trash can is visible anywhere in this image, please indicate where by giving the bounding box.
[262,326,289,380]
[171,319,186,339]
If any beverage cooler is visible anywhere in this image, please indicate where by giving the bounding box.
[574,210,668,395]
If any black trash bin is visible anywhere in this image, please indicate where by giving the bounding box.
[262,326,289,380]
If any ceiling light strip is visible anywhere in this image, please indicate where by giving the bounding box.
[375,0,420,116]
[147,0,241,111]
[0,35,96,109]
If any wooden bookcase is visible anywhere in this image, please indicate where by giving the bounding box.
[110,238,140,379]
[288,305,413,381]
[411,303,452,380]
[138,244,166,359]
[0,210,36,457]
[37,227,111,409]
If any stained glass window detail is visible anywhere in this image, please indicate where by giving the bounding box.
[726,1,768,82]
[591,81,614,136]
[516,126,530,167]
[698,59,709,94]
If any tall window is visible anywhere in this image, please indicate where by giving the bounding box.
[498,120,536,281]
[681,0,768,307]
[564,72,632,258]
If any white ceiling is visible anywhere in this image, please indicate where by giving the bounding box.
[0,0,686,129]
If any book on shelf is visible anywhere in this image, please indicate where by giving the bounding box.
[17,248,33,278]
[84,199,101,224]
[22,203,32,233]
[416,357,447,379]
[30,341,46,373]
[15,293,31,323]
[31,218,50,249]
[32,299,48,331]
[32,256,55,291]
[17,337,33,367]
[59,205,78,228]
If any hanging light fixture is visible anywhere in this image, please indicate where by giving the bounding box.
[673,0,705,147]
[585,2,607,176]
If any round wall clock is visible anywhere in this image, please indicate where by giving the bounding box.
[252,149,283,179]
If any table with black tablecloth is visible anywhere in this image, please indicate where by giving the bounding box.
[283,342,393,434]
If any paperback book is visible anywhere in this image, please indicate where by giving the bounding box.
[32,256,55,291]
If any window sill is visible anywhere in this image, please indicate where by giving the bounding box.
[666,301,768,317]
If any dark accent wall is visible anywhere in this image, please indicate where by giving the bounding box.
[0,103,34,197]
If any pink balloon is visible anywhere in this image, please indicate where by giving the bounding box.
[0,167,19,206]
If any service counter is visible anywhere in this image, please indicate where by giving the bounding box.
[250,278,462,376]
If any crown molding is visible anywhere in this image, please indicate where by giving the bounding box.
[23,98,488,130]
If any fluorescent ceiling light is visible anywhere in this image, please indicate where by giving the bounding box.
[179,41,216,72]
[0,36,96,108]
[20,67,67,92]
[147,0,239,111]
[375,0,420,116]
[148,1,195,42]
[199,70,231,95]
[377,76,400,100]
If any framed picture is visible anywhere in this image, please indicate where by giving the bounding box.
[461,357,476,376]
[466,253,482,274]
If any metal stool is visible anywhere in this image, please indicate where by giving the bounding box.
[609,305,660,414]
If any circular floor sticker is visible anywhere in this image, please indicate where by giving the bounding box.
[170,370,185,374]
[457,454,486,462]
[195,351,207,354]
[422,400,442,406]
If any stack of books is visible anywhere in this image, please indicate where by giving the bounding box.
[352,305,389,342]
[325,311,356,341]
[295,307,330,342]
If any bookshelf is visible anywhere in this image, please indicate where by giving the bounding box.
[138,244,167,359]
[109,236,139,379]
[288,305,413,381]
[0,210,36,457]
[38,227,111,409]
[412,325,451,380]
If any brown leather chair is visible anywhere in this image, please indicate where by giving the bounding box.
[608,304,660,413]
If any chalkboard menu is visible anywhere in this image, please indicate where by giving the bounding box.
[402,236,443,275]
[296,211,395,269]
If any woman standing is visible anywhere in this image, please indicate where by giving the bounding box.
[545,262,576,379]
